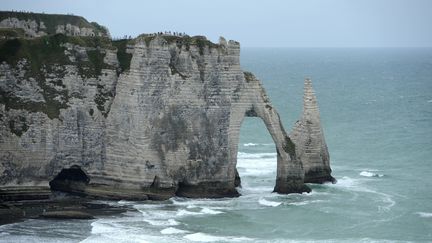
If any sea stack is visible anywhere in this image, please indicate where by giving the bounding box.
[290,78,335,183]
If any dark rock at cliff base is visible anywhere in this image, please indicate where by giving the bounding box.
[0,194,131,225]
[40,210,94,219]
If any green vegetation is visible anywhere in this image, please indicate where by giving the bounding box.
[0,28,25,38]
[112,39,132,73]
[283,136,296,157]
[243,71,254,82]
[8,115,29,137]
[94,89,112,118]
[0,11,109,36]
[136,35,220,55]
[0,33,117,119]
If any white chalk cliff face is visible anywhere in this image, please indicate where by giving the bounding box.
[290,78,335,183]
[0,13,333,200]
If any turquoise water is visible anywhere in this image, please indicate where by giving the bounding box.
[1,48,431,242]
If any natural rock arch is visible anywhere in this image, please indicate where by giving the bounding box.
[227,72,311,194]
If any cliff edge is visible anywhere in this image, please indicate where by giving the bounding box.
[0,12,327,200]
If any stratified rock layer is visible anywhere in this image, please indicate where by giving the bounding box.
[290,78,335,183]
[0,12,315,200]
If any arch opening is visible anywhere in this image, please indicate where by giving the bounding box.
[49,165,89,195]
[235,116,276,191]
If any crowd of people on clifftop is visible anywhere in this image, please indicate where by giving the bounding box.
[112,31,189,41]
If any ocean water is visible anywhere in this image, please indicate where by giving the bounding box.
[1,48,432,242]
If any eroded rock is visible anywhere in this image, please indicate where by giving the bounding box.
[0,12,325,201]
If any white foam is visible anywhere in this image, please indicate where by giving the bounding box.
[334,176,396,211]
[243,143,273,147]
[333,176,357,188]
[144,218,180,226]
[200,207,224,215]
[184,232,253,242]
[176,209,204,216]
[360,171,384,177]
[258,198,281,207]
[416,212,432,218]
[289,200,325,206]
[91,220,118,234]
[237,152,276,159]
[160,227,189,234]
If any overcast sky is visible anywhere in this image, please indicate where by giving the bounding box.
[1,0,432,47]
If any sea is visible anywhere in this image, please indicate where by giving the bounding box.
[1,48,431,242]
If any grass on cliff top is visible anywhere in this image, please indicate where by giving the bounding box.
[136,35,220,55]
[112,39,132,72]
[0,28,25,38]
[0,11,109,36]
[0,34,113,70]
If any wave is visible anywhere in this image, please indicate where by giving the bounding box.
[258,198,281,207]
[176,209,205,217]
[91,220,120,234]
[428,99,432,103]
[416,212,432,218]
[143,218,180,226]
[359,171,384,178]
[237,152,276,159]
[160,227,189,235]
[289,200,326,206]
[200,207,224,215]
[176,207,224,217]
[184,232,253,242]
[334,176,396,211]
[243,143,273,147]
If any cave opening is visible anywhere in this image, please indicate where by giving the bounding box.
[49,165,89,195]
[236,117,275,190]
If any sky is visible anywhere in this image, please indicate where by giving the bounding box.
[1,0,432,47]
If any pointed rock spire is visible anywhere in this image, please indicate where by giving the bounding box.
[289,78,335,183]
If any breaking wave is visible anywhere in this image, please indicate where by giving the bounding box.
[416,212,432,218]
[360,171,384,178]
[258,198,281,207]
[184,232,253,242]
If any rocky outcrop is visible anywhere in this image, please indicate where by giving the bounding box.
[290,78,335,183]
[0,11,109,38]
[0,13,321,201]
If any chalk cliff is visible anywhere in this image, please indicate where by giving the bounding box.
[0,12,322,200]
[290,78,335,183]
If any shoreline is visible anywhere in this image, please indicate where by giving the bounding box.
[0,193,133,226]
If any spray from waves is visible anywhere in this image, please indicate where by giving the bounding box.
[258,198,281,207]
[415,212,432,218]
[359,171,384,178]
[184,232,253,242]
